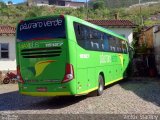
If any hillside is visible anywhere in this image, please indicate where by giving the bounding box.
[0,1,160,27]
[89,0,160,8]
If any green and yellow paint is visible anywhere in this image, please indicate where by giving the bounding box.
[28,60,56,77]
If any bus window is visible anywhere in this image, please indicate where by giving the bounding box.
[91,30,99,50]
[122,41,127,54]
[115,38,122,53]
[17,17,66,41]
[74,23,92,50]
[108,35,116,52]
[74,23,85,48]
[77,25,81,35]
[103,34,109,51]
[99,33,104,50]
[88,28,99,51]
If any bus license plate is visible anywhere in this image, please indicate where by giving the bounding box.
[37,87,47,92]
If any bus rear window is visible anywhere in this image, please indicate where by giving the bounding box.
[17,17,66,41]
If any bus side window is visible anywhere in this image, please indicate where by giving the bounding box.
[125,41,129,53]
[74,23,80,39]
[91,30,99,50]
[77,25,81,35]
[122,41,127,53]
[81,26,90,49]
[108,35,115,52]
[103,34,109,51]
[116,38,122,53]
[74,23,85,48]
[99,33,104,51]
[119,40,122,53]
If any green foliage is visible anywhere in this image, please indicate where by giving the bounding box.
[25,6,42,18]
[0,1,159,26]
[93,1,105,10]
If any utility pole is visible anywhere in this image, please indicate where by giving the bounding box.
[86,0,88,20]
[139,0,144,26]
[139,0,146,46]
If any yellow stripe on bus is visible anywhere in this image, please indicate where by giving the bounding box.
[78,87,98,95]
[77,77,123,95]
[21,92,71,96]
[105,77,123,86]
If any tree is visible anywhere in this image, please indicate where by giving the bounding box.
[93,1,105,10]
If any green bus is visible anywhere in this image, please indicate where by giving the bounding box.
[16,15,130,97]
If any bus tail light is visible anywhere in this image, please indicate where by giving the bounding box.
[17,65,24,84]
[62,63,74,83]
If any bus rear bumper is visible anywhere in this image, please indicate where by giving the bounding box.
[18,83,74,97]
[20,91,71,97]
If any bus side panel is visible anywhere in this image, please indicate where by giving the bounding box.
[113,53,123,80]
[65,17,78,95]
[76,50,98,94]
[103,65,111,85]
[76,68,88,93]
[67,41,77,95]
[87,67,97,91]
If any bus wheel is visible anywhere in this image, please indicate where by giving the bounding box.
[97,75,104,96]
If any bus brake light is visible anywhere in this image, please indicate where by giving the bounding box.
[17,66,24,84]
[62,64,74,83]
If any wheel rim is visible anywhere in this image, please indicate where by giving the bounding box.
[99,82,103,92]
[98,75,104,95]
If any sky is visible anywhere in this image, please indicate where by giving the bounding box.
[2,0,25,4]
[2,0,87,4]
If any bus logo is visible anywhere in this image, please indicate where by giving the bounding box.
[28,60,56,77]
[35,60,56,77]
[100,54,111,64]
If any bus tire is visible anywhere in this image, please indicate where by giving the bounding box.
[97,75,104,96]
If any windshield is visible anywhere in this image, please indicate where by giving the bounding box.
[17,16,66,42]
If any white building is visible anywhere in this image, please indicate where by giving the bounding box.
[0,25,16,72]
[87,19,137,44]
[28,0,85,8]
[153,25,160,74]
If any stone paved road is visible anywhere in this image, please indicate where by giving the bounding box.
[0,78,160,115]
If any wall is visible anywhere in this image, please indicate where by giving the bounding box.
[145,28,154,48]
[0,35,16,71]
[154,31,160,74]
[139,27,154,48]
[28,0,49,6]
[106,27,133,44]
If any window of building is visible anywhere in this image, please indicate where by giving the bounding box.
[0,43,9,59]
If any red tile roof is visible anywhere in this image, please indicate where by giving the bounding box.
[0,25,16,35]
[87,20,137,28]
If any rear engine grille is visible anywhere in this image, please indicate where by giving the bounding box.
[21,47,62,58]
